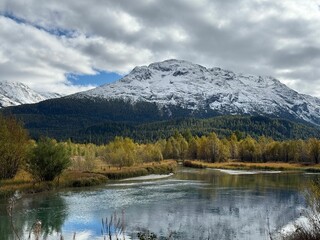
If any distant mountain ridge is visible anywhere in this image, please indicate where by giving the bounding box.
[0,81,62,108]
[72,59,320,126]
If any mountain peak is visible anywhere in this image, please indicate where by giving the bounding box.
[72,59,320,126]
[149,59,200,70]
[126,59,204,82]
[0,81,62,108]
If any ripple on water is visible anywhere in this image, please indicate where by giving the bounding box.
[61,178,211,215]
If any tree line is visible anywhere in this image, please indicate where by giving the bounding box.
[71,128,320,167]
[1,115,320,182]
[157,130,320,164]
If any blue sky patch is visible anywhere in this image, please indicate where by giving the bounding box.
[68,71,123,87]
[1,11,76,37]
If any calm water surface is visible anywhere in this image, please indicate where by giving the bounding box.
[0,167,318,240]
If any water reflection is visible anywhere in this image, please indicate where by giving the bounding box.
[120,184,303,239]
[24,194,68,237]
[0,203,12,240]
[0,168,317,240]
[0,194,68,239]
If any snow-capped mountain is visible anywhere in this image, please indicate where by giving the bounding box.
[0,81,61,108]
[73,59,320,126]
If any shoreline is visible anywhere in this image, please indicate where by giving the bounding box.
[3,159,320,198]
[0,160,177,198]
[183,160,320,172]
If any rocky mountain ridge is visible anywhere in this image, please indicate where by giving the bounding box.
[72,59,320,126]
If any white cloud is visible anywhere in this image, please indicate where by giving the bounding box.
[0,0,320,96]
[0,16,95,94]
[63,34,153,74]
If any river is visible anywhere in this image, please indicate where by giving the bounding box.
[0,167,318,240]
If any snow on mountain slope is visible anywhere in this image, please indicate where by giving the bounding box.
[0,81,62,108]
[73,59,320,126]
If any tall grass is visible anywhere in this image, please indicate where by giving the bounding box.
[96,160,177,180]
[282,178,320,240]
[101,211,126,240]
[7,192,22,240]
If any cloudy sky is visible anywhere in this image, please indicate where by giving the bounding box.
[0,0,320,96]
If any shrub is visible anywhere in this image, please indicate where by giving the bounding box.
[183,160,206,169]
[27,138,71,181]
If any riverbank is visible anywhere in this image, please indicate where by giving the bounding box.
[94,160,177,180]
[0,160,177,198]
[183,160,320,172]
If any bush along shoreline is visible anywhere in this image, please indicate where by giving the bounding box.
[93,160,177,180]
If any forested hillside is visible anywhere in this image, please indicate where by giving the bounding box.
[2,96,320,143]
